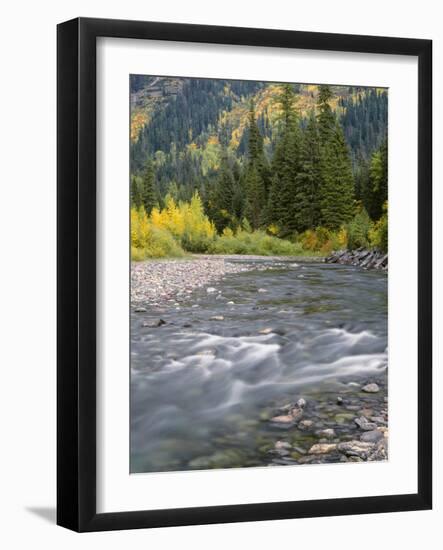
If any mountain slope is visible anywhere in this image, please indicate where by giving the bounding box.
[130,76,387,200]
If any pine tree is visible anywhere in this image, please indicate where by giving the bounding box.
[368,138,388,220]
[320,122,355,229]
[354,153,371,206]
[141,159,157,214]
[211,151,235,233]
[268,84,302,235]
[231,161,245,224]
[316,86,355,229]
[245,164,266,230]
[244,102,268,229]
[294,110,322,230]
[131,175,142,208]
[317,85,335,145]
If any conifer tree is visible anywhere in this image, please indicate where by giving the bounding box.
[268,84,302,235]
[245,164,266,230]
[141,159,157,214]
[319,121,355,229]
[317,85,335,145]
[211,151,235,233]
[354,153,371,206]
[130,175,142,208]
[231,163,246,224]
[294,110,322,230]
[368,138,388,220]
[244,102,268,229]
[316,85,355,229]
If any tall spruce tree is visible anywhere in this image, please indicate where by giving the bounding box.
[368,138,388,220]
[211,150,235,233]
[140,159,157,214]
[294,110,322,230]
[316,85,355,229]
[244,102,268,229]
[354,153,371,207]
[317,85,335,145]
[131,175,142,208]
[319,121,355,229]
[268,84,302,235]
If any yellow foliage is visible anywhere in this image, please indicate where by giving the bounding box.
[207,135,220,145]
[299,226,346,253]
[300,229,318,251]
[130,109,149,142]
[337,226,348,248]
[130,205,185,259]
[132,192,216,256]
[267,223,280,236]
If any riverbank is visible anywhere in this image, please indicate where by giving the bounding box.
[131,255,323,307]
[325,248,388,270]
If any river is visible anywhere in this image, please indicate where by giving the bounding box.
[130,259,388,473]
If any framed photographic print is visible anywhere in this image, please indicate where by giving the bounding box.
[57,17,432,531]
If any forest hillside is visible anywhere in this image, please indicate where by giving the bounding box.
[130,77,388,259]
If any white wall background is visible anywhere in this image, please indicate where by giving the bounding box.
[0,0,440,547]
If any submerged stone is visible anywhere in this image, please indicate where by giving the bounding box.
[308,443,337,454]
[362,383,380,393]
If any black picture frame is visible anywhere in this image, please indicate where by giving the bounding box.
[57,17,432,532]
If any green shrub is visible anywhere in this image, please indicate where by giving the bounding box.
[298,226,345,254]
[209,229,305,256]
[346,208,372,250]
[369,202,388,252]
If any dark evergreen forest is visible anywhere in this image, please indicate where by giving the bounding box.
[130,76,388,252]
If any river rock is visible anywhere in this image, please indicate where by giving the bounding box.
[317,428,336,439]
[308,443,337,455]
[337,396,344,405]
[273,449,291,457]
[271,406,303,425]
[270,414,295,425]
[297,398,306,409]
[362,383,380,393]
[227,301,235,305]
[325,249,388,271]
[337,440,375,460]
[369,439,388,460]
[360,430,384,443]
[259,328,273,335]
[369,416,386,424]
[134,307,147,313]
[354,416,378,431]
[345,405,361,411]
[298,419,314,430]
[210,315,224,321]
[275,441,292,450]
[142,318,166,328]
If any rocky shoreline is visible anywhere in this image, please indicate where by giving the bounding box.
[131,255,316,307]
[260,376,388,466]
[185,373,388,470]
[325,248,388,270]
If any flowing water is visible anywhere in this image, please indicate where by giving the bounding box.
[130,260,387,473]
